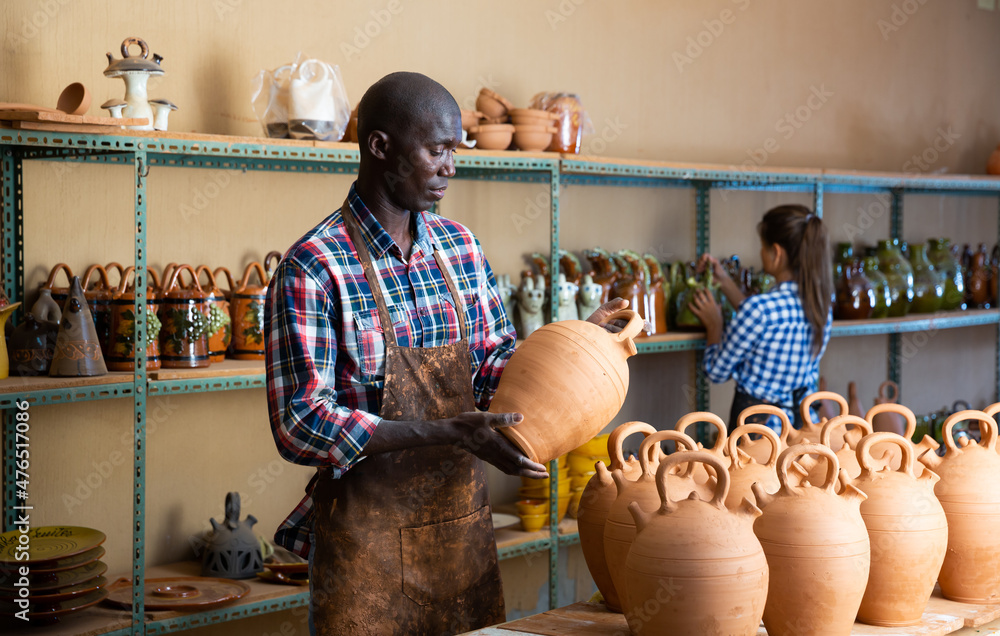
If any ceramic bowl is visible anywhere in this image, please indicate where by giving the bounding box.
[571,472,595,491]
[468,124,514,151]
[480,115,510,125]
[509,108,558,127]
[518,480,571,500]
[568,453,607,475]
[519,513,548,532]
[513,125,557,152]
[573,434,612,457]
[476,88,513,119]
[516,499,548,516]
[460,109,484,131]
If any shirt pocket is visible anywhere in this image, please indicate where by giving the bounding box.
[352,309,384,378]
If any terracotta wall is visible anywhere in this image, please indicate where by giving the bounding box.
[2,0,999,630]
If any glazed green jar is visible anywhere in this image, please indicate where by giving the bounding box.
[908,243,945,314]
[876,239,914,317]
[927,238,966,310]
[860,256,891,319]
[833,242,854,284]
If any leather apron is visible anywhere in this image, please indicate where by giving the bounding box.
[729,386,808,434]
[310,201,505,635]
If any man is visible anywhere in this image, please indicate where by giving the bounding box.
[265,71,625,635]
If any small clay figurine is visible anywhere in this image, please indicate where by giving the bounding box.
[515,273,546,339]
[577,274,603,319]
[496,273,517,322]
[556,273,580,322]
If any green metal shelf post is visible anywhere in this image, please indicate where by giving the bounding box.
[132,149,149,636]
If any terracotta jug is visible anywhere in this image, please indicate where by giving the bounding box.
[847,381,865,418]
[833,258,875,320]
[230,262,269,360]
[197,266,232,363]
[788,390,849,446]
[106,266,161,372]
[159,265,211,368]
[733,404,790,465]
[8,313,54,376]
[869,381,905,435]
[0,300,23,379]
[49,277,108,377]
[81,264,115,358]
[853,432,948,627]
[578,421,658,613]
[674,411,729,488]
[865,402,939,471]
[966,245,992,308]
[492,309,643,464]
[725,424,782,510]
[933,409,1000,603]
[816,377,841,422]
[40,263,75,306]
[813,415,873,482]
[603,430,699,613]
[624,451,768,636]
[752,444,870,636]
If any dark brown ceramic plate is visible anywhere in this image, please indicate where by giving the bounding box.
[0,576,107,603]
[0,560,107,592]
[0,546,105,575]
[256,569,308,586]
[103,576,250,611]
[0,587,108,619]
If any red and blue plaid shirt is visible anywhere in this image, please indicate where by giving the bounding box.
[265,183,516,557]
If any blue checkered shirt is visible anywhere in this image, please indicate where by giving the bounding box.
[703,281,832,427]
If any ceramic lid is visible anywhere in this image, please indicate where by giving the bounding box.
[104,37,165,76]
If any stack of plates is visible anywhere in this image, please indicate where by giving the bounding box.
[0,526,109,623]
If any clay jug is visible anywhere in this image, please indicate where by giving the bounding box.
[230,262,269,360]
[81,264,115,357]
[869,381,905,435]
[966,245,992,308]
[624,451,768,636]
[674,411,729,488]
[733,404,791,465]
[847,381,865,418]
[726,424,782,510]
[106,266,162,372]
[933,410,1000,603]
[263,250,283,279]
[201,492,262,579]
[865,401,939,471]
[583,248,618,304]
[814,415,873,483]
[908,243,945,314]
[492,309,643,464]
[50,277,108,377]
[578,421,658,613]
[853,432,948,626]
[8,313,54,376]
[159,265,211,368]
[40,263,74,307]
[197,266,232,363]
[876,239,914,317]
[859,255,891,319]
[30,288,62,325]
[752,444,870,636]
[833,242,853,283]
[928,238,966,310]
[833,258,875,320]
[603,430,699,613]
[788,390,849,446]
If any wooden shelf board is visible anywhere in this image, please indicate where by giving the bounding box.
[0,605,131,636]
[147,359,264,381]
[0,372,134,397]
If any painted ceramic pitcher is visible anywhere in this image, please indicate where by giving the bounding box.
[230,262,268,360]
[158,265,211,368]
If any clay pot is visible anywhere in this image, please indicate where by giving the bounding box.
[833,258,875,320]
[908,243,945,314]
[789,390,849,446]
[512,125,556,152]
[263,251,283,280]
[988,143,1000,175]
[578,421,659,613]
[197,266,231,363]
[49,277,107,377]
[933,409,1000,603]
[460,108,484,131]
[8,313,56,376]
[869,381,905,434]
[492,309,643,464]
[865,401,939,471]
[966,245,992,308]
[642,255,668,336]
[854,432,948,626]
[509,108,559,127]
[230,262,269,360]
[860,256,892,318]
[159,265,211,368]
[725,424,781,510]
[928,238,966,310]
[106,266,161,372]
[603,430,699,613]
[624,451,768,636]
[847,380,865,418]
[877,239,914,317]
[674,411,729,488]
[475,88,512,119]
[752,444,870,636]
[611,254,646,334]
[815,414,873,482]
[467,124,514,151]
[583,248,619,305]
[733,404,790,465]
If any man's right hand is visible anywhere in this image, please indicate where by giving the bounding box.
[448,411,549,479]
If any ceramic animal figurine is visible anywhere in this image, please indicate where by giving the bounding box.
[556,273,579,322]
[576,274,602,320]
[496,273,516,322]
[514,273,546,340]
[584,247,618,304]
[103,37,174,130]
[559,250,583,285]
[202,492,263,579]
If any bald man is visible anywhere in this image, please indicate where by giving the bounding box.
[265,72,624,635]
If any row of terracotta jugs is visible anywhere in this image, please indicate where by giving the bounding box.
[577,394,1000,635]
[35,254,279,371]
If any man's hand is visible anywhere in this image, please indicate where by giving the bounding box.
[689,288,724,346]
[586,297,640,333]
[448,411,549,479]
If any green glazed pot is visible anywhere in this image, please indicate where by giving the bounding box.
[876,239,914,317]
[860,256,891,319]
[908,243,945,314]
[927,238,966,311]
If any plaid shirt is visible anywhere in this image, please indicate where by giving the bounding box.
[265,183,516,557]
[703,281,832,427]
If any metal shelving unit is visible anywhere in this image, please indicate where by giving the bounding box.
[2,130,999,634]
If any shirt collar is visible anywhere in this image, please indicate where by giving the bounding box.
[345,182,431,260]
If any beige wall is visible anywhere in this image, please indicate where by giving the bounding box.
[3,0,1000,630]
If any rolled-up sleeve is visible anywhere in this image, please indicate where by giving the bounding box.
[471,248,516,411]
[265,259,380,478]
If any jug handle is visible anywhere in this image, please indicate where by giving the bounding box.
[727,424,780,469]
[638,429,698,480]
[820,414,873,449]
[237,262,268,292]
[856,432,915,479]
[105,262,127,287]
[778,443,839,495]
[606,421,657,473]
[213,267,236,294]
[42,263,74,290]
[878,380,899,404]
[656,450,729,513]
[674,411,727,454]
[147,266,161,295]
[195,265,220,294]
[264,251,283,279]
[164,264,204,295]
[114,266,136,297]
[82,264,111,291]
[121,37,150,60]
[942,409,999,454]
[800,390,849,427]
[865,403,916,440]
[737,404,791,446]
[599,308,642,348]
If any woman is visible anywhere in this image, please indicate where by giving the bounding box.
[690,204,833,432]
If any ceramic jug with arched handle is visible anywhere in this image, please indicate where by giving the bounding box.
[159,265,211,368]
[230,262,268,360]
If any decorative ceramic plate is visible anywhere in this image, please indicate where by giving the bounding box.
[0,546,105,575]
[0,560,107,593]
[262,562,307,575]
[0,576,108,603]
[492,513,519,530]
[0,587,108,619]
[103,577,251,611]
[0,527,106,567]
[256,569,308,586]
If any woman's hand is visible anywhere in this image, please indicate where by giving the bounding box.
[689,288,724,345]
[697,254,728,281]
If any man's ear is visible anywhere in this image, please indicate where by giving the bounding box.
[367,130,390,161]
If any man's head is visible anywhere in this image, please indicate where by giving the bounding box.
[356,72,462,213]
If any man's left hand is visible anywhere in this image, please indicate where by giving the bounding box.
[586,298,651,334]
